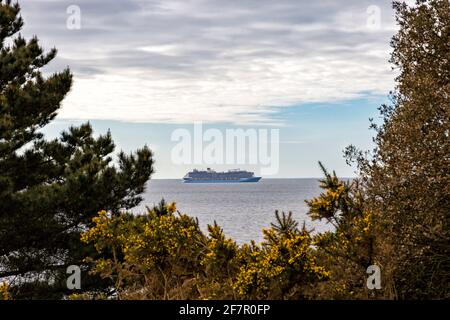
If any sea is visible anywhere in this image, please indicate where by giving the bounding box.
[135,178,333,244]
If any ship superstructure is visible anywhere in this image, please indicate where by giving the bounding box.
[183,168,261,183]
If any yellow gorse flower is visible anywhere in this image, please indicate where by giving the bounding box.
[0,282,11,300]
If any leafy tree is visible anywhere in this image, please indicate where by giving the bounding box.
[0,0,154,298]
[346,0,449,299]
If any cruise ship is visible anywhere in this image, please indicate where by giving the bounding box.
[183,168,261,183]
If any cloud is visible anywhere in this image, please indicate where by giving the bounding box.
[20,0,399,125]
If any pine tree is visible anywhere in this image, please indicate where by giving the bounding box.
[0,0,154,298]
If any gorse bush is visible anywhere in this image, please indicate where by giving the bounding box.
[80,201,331,300]
[80,202,205,299]
[234,222,329,299]
[305,164,380,299]
[0,282,11,300]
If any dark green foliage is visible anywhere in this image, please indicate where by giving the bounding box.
[0,0,154,298]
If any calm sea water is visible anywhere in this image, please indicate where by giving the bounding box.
[135,179,333,244]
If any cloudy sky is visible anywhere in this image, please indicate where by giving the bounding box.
[20,0,404,178]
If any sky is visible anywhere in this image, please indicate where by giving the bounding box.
[19,0,406,178]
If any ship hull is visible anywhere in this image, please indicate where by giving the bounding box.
[183,177,261,183]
